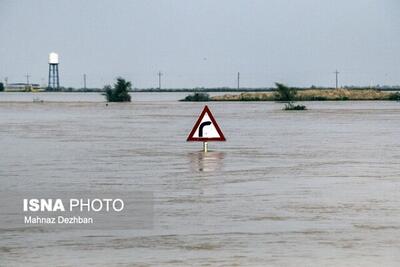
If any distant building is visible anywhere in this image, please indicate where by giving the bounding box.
[5,83,44,92]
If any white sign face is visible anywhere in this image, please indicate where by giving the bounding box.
[187,105,226,142]
[191,113,220,138]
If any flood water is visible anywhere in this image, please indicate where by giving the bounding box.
[1,93,400,266]
[0,91,230,102]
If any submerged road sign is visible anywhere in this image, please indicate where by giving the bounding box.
[187,105,226,143]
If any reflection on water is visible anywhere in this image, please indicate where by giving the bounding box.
[187,151,225,172]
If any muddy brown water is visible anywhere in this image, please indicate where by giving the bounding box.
[0,94,400,266]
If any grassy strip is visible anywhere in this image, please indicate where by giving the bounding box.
[211,89,400,101]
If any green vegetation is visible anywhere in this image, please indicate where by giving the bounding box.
[389,92,400,101]
[103,77,132,102]
[181,92,211,101]
[284,103,307,110]
[274,83,297,102]
[0,82,4,92]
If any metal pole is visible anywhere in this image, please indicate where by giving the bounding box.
[203,142,208,153]
[48,64,51,89]
[237,72,240,90]
[56,64,59,89]
[335,70,339,89]
[336,71,338,89]
[83,74,87,89]
[158,71,162,90]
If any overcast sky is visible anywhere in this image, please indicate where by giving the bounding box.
[0,0,399,88]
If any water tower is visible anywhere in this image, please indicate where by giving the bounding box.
[48,52,60,90]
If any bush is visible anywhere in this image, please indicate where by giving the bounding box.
[103,77,131,102]
[181,92,211,101]
[284,103,307,110]
[335,96,349,101]
[0,82,4,92]
[389,92,400,101]
[309,96,327,101]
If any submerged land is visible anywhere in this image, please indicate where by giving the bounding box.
[2,100,400,266]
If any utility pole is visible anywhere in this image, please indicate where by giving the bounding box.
[237,72,240,90]
[158,71,163,90]
[83,74,87,89]
[334,70,339,89]
[4,77,8,86]
[25,74,30,85]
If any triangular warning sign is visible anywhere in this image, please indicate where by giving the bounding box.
[187,105,226,142]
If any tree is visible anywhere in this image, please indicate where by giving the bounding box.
[274,82,306,110]
[0,82,4,92]
[104,77,132,102]
[274,82,297,102]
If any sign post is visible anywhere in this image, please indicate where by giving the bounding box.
[203,142,208,153]
[187,105,226,152]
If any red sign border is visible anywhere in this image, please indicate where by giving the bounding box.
[187,105,226,142]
